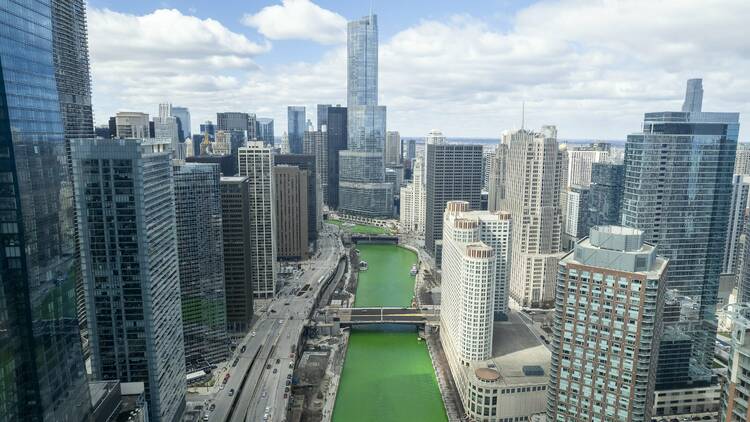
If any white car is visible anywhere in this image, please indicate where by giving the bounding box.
[251,331,256,337]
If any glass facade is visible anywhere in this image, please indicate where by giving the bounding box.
[287,106,305,154]
[256,118,274,146]
[0,1,91,420]
[326,106,347,208]
[584,163,624,233]
[622,110,739,389]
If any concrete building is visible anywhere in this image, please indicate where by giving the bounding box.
[219,177,255,333]
[317,104,331,131]
[565,143,610,188]
[325,106,347,208]
[115,112,150,138]
[482,147,495,191]
[487,143,509,212]
[385,130,401,166]
[505,127,564,308]
[275,166,310,260]
[304,127,328,204]
[652,385,721,421]
[547,226,668,422]
[238,142,277,299]
[338,14,393,218]
[562,185,590,250]
[288,106,306,154]
[173,163,229,367]
[724,174,750,275]
[736,143,750,176]
[217,112,252,156]
[281,132,290,154]
[276,154,319,243]
[407,139,416,160]
[722,305,750,421]
[154,103,182,160]
[399,156,426,234]
[425,143,483,266]
[72,138,186,422]
[622,80,738,389]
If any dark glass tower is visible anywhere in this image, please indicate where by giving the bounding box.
[584,162,624,233]
[622,80,738,389]
[326,106,347,208]
[287,106,306,154]
[0,1,92,420]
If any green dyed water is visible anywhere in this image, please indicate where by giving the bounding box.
[332,244,447,422]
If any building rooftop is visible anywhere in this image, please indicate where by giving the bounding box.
[220,176,248,182]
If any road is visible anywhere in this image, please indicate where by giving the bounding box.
[204,225,344,422]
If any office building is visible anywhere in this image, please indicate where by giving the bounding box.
[385,131,401,166]
[115,112,150,138]
[425,143,483,266]
[199,121,216,142]
[217,112,251,156]
[407,139,416,160]
[171,106,191,139]
[276,154,320,241]
[563,185,590,249]
[154,103,182,160]
[547,226,667,422]
[653,385,721,421]
[174,163,229,367]
[338,14,393,218]
[280,132,290,154]
[487,143,509,212]
[220,177,255,333]
[736,143,750,176]
[621,79,738,389]
[682,78,703,113]
[326,106,347,208]
[399,157,426,234]
[186,154,237,177]
[275,166,310,260]
[584,162,624,230]
[288,106,306,154]
[0,2,94,420]
[565,143,610,188]
[95,124,112,139]
[720,305,750,421]
[257,118,274,146]
[317,104,331,131]
[482,147,495,191]
[304,127,328,203]
[505,127,564,308]
[724,175,750,275]
[72,138,186,422]
[238,142,277,299]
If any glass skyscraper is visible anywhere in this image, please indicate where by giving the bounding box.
[338,14,393,217]
[287,106,306,154]
[0,1,92,420]
[622,80,738,389]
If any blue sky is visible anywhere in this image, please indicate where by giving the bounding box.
[85,0,749,139]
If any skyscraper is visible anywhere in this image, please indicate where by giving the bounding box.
[584,162,624,231]
[257,118,275,146]
[287,106,306,154]
[425,143,483,266]
[220,176,255,333]
[548,226,667,421]
[338,14,393,217]
[721,305,750,421]
[487,142,509,212]
[171,106,191,138]
[217,112,251,156]
[200,120,216,142]
[154,103,182,159]
[72,138,186,422]
[622,79,738,388]
[304,127,328,204]
[276,154,320,242]
[505,126,564,308]
[565,143,610,188]
[399,156,426,234]
[407,139,416,160]
[275,165,310,260]
[385,131,401,166]
[238,142,277,299]
[0,1,93,420]
[563,185,590,248]
[317,104,331,131]
[682,78,704,113]
[326,106,347,208]
[736,143,750,175]
[174,163,229,367]
[724,174,750,275]
[115,112,150,138]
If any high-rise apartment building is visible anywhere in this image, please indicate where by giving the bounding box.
[317,104,331,131]
[505,127,564,308]
[0,2,93,420]
[171,106,191,139]
[275,166,310,260]
[425,143,483,266]
[547,226,667,422]
[115,112,150,138]
[736,143,750,176]
[563,185,590,247]
[482,147,494,191]
[385,131,401,166]
[721,305,750,421]
[257,118,275,146]
[565,143,610,188]
[174,163,229,367]
[399,156,426,234]
[154,103,182,160]
[487,143,509,212]
[288,106,306,154]
[724,174,750,275]
[584,162,624,231]
[304,127,328,204]
[326,106,347,208]
[72,138,186,422]
[276,154,319,242]
[238,142,277,298]
[220,176,255,333]
[338,14,393,217]
[622,79,738,388]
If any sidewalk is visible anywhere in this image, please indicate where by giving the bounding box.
[426,333,465,422]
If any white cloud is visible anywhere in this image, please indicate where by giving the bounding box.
[242,0,346,45]
[89,1,750,140]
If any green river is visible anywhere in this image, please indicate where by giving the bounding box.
[332,244,447,422]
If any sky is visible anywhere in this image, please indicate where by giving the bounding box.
[87,0,750,140]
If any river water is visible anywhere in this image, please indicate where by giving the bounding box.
[331,244,447,422]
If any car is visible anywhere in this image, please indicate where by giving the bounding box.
[240,345,246,353]
[286,380,291,386]
[287,373,292,379]
[219,384,224,390]
[284,302,290,306]
[285,386,290,392]
[263,414,269,421]
[203,415,209,421]
[228,389,234,396]
[276,358,280,364]
[209,404,215,411]
[273,368,278,374]
[283,393,288,399]
[270,309,277,313]
[266,364,271,369]
[251,331,256,337]
[261,391,267,398]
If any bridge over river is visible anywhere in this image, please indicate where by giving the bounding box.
[326,307,438,326]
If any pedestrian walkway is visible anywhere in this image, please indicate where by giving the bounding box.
[426,333,465,422]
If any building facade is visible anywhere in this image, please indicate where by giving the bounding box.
[287,106,306,154]
[584,162,624,231]
[304,128,328,204]
[72,138,187,422]
[256,118,274,146]
[547,226,667,422]
[219,177,255,333]
[174,163,229,367]
[565,143,610,188]
[621,80,738,389]
[317,104,331,131]
[276,154,319,242]
[505,127,564,308]
[338,14,393,218]
[325,106,347,208]
[238,142,277,299]
[275,166,310,260]
[385,130,401,166]
[399,156,426,234]
[171,106,191,139]
[425,143,483,266]
[115,112,150,138]
[487,143,509,212]
[723,174,750,275]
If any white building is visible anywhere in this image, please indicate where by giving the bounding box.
[115,111,149,138]
[153,103,183,160]
[280,132,290,154]
[238,142,277,299]
[399,156,425,234]
[566,144,610,188]
[505,126,564,308]
[212,130,230,155]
